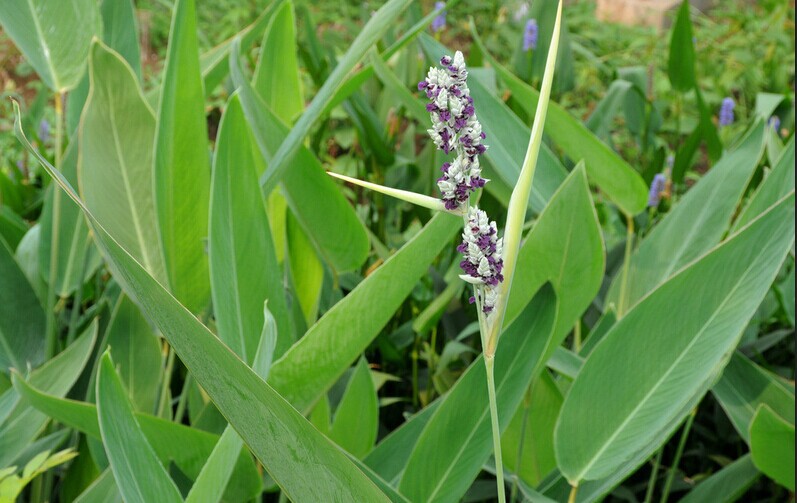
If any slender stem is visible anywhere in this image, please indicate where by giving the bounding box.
[66,241,92,345]
[411,338,419,408]
[659,409,696,503]
[44,91,66,358]
[173,373,193,425]
[485,355,506,503]
[568,483,579,503]
[157,346,176,418]
[617,213,635,317]
[573,321,582,352]
[643,448,663,503]
[509,385,532,503]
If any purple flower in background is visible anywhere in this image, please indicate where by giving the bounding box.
[513,2,529,22]
[38,119,50,143]
[458,207,504,314]
[523,19,538,51]
[419,51,488,210]
[719,97,735,127]
[768,116,781,133]
[431,1,446,32]
[648,173,667,207]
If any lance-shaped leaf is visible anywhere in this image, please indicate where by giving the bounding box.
[329,358,379,459]
[679,455,760,503]
[398,286,557,502]
[210,94,292,361]
[13,106,391,501]
[0,237,45,374]
[555,193,795,483]
[153,0,211,313]
[0,0,100,91]
[749,405,795,491]
[607,121,766,314]
[487,0,562,353]
[327,172,454,214]
[79,41,167,285]
[96,352,183,503]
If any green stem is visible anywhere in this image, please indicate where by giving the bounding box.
[573,321,582,353]
[643,448,663,503]
[509,386,532,503]
[485,356,506,503]
[44,91,66,358]
[659,409,696,503]
[157,346,176,418]
[617,213,635,317]
[174,373,193,425]
[66,241,92,345]
[568,483,578,503]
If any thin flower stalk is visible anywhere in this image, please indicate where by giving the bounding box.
[326,4,562,501]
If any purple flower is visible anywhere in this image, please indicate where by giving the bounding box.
[719,97,735,127]
[419,51,488,211]
[458,207,504,314]
[38,119,50,143]
[523,19,538,51]
[648,173,667,207]
[431,2,446,32]
[768,116,781,133]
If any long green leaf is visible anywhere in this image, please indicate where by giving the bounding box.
[73,469,121,503]
[257,0,412,194]
[12,377,262,502]
[555,192,795,483]
[749,405,795,491]
[79,41,167,285]
[712,352,795,443]
[471,28,648,216]
[153,0,211,313]
[399,286,557,502]
[13,106,390,501]
[0,237,45,374]
[268,212,460,413]
[678,455,759,503]
[667,1,696,92]
[96,352,183,503]
[330,358,379,458]
[230,44,370,272]
[209,94,292,360]
[0,322,96,467]
[0,0,99,91]
[607,121,766,314]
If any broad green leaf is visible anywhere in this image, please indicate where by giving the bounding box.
[74,469,121,503]
[679,455,759,503]
[555,193,796,483]
[668,1,696,92]
[153,0,211,313]
[608,121,766,314]
[14,113,391,501]
[13,224,46,306]
[0,237,45,374]
[0,323,96,467]
[501,371,563,487]
[104,295,162,413]
[733,136,795,231]
[79,41,167,285]
[754,92,784,118]
[369,50,428,124]
[330,358,379,458]
[0,0,99,91]
[712,352,795,443]
[0,206,27,251]
[39,143,100,298]
[471,29,648,216]
[504,165,604,355]
[97,352,183,503]
[210,94,292,361]
[749,405,795,491]
[230,45,370,272]
[12,377,261,502]
[253,0,303,123]
[185,304,277,503]
[399,286,557,502]
[257,0,412,195]
[268,212,460,413]
[286,212,323,326]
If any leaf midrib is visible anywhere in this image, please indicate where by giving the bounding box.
[25,0,61,90]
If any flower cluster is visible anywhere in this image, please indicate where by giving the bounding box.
[523,19,538,51]
[458,207,504,314]
[647,173,667,207]
[431,1,446,32]
[418,52,488,210]
[719,97,735,127]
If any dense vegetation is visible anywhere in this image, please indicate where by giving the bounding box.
[0,0,794,502]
